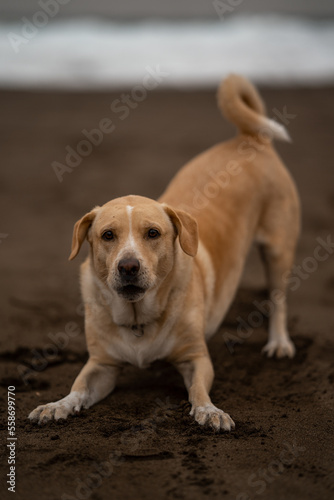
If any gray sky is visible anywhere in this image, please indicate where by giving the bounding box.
[1,0,334,21]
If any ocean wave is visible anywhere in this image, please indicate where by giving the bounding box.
[1,15,334,89]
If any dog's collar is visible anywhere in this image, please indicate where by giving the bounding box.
[118,305,163,337]
[119,323,145,337]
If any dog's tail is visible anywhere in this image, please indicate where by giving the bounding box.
[217,74,290,142]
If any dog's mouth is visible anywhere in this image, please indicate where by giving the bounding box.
[116,284,147,302]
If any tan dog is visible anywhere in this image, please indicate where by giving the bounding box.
[29,75,300,431]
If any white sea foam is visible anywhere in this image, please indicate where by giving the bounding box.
[1,15,334,90]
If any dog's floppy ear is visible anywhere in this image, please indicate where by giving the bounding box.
[163,205,198,257]
[69,208,99,261]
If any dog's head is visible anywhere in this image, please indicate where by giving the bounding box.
[69,195,198,302]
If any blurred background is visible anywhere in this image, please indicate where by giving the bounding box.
[1,0,334,88]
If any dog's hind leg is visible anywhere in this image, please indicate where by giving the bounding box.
[259,245,296,357]
[256,193,300,358]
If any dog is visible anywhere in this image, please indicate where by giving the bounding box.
[29,74,300,431]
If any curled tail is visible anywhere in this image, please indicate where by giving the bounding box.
[217,74,290,142]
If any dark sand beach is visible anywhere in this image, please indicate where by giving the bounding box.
[0,87,333,500]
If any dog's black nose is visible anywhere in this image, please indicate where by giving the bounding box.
[118,258,140,278]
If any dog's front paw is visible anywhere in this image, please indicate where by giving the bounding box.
[28,402,72,424]
[190,404,235,432]
[262,338,295,358]
[28,392,83,424]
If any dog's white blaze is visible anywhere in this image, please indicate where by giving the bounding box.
[116,205,141,261]
[125,205,139,253]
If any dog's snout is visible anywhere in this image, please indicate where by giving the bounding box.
[118,258,140,278]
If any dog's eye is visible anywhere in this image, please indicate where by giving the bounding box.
[102,230,114,241]
[147,229,160,239]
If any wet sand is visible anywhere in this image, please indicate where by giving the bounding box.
[0,87,333,500]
